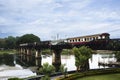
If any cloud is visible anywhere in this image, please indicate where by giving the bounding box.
[0,0,120,40]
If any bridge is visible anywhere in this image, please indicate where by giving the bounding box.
[18,33,120,71]
[19,42,72,71]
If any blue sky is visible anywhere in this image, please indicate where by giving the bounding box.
[0,0,120,40]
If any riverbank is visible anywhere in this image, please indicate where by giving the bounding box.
[0,49,16,54]
[56,68,120,80]
[94,50,114,54]
[76,73,120,80]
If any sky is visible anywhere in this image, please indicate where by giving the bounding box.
[0,0,120,40]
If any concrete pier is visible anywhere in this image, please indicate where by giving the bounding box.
[52,49,62,71]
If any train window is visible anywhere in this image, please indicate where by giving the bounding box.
[102,36,105,39]
[98,36,101,39]
[73,39,74,42]
[84,38,86,41]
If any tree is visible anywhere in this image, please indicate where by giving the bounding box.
[8,78,23,80]
[114,51,120,62]
[0,38,5,49]
[73,46,92,71]
[39,62,55,76]
[5,36,16,49]
[39,63,55,80]
[16,34,40,45]
[59,64,67,78]
[41,75,50,80]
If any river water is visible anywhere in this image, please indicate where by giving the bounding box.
[0,53,116,79]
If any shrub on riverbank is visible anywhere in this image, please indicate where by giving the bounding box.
[0,49,16,54]
[8,78,24,80]
[56,68,120,80]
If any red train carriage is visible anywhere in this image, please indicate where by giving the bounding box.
[66,33,110,48]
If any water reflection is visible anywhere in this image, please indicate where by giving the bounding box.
[16,54,117,71]
[0,53,118,79]
[0,54,15,66]
[0,54,36,79]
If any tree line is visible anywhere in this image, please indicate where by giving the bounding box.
[0,34,40,50]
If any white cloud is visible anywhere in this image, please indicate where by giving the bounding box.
[0,0,120,40]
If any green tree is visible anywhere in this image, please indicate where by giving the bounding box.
[5,36,16,49]
[41,75,50,80]
[114,51,120,62]
[39,63,55,80]
[39,62,55,76]
[8,78,23,80]
[16,34,40,45]
[73,46,92,71]
[0,38,5,49]
[59,64,67,78]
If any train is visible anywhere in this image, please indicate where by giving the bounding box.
[42,33,110,47]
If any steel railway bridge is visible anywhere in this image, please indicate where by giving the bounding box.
[18,33,120,71]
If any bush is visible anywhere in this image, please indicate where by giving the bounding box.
[41,75,50,80]
[8,78,24,80]
[57,68,120,80]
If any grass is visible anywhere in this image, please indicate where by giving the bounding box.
[0,49,16,54]
[76,73,120,80]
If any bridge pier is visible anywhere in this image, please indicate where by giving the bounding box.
[35,49,41,58]
[35,49,42,67]
[19,48,24,56]
[26,48,32,55]
[52,49,62,72]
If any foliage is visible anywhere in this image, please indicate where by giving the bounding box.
[107,40,120,50]
[76,73,120,80]
[0,49,16,54]
[16,34,40,45]
[0,34,40,49]
[41,75,50,80]
[39,62,55,76]
[8,78,24,80]
[5,36,16,49]
[73,46,92,71]
[61,49,73,55]
[0,38,6,48]
[114,51,120,61]
[59,64,68,78]
[0,36,16,49]
[42,49,51,55]
[57,68,120,80]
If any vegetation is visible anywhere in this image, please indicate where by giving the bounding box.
[0,36,16,49]
[59,64,68,78]
[76,73,120,80]
[39,62,55,80]
[73,46,92,71]
[61,49,73,55]
[16,34,40,45]
[8,78,24,80]
[57,68,120,80]
[0,34,40,50]
[39,62,55,75]
[41,75,51,80]
[0,49,16,54]
[42,49,51,55]
[114,51,120,62]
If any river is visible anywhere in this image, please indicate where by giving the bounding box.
[0,53,116,79]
